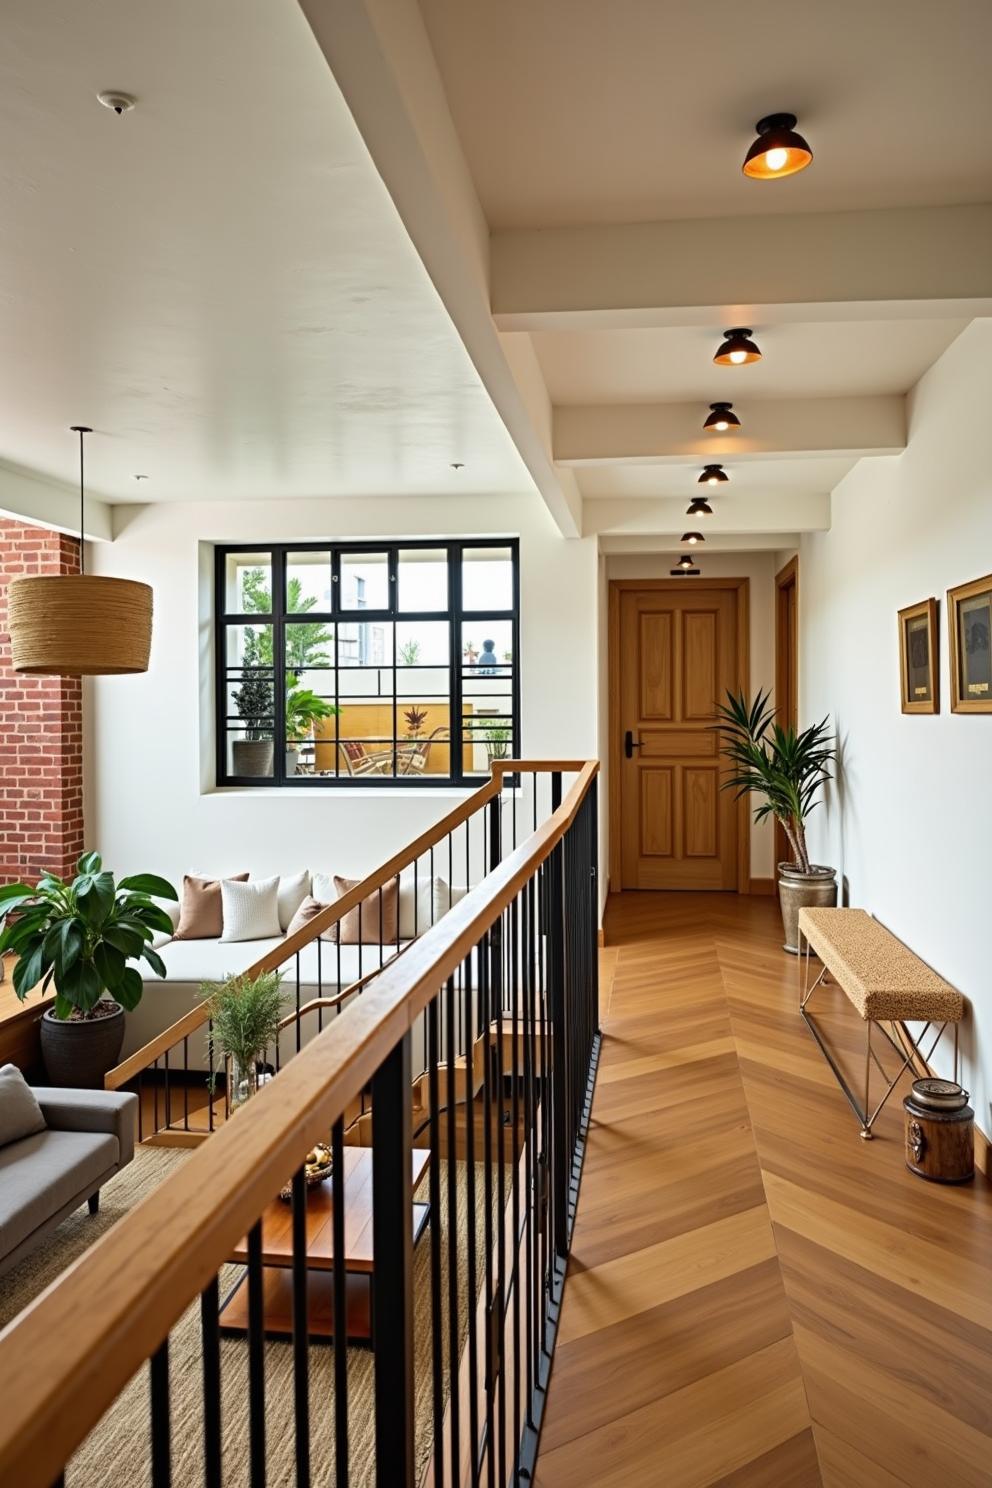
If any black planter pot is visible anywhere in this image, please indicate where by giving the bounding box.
[40,1003,126,1089]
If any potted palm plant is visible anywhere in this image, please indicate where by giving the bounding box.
[0,855,178,1086]
[715,690,838,953]
[232,665,275,778]
[201,970,285,1109]
[285,685,338,776]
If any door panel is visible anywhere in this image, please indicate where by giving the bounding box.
[619,586,742,890]
[638,612,673,719]
[640,768,674,856]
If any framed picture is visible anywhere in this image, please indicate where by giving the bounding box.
[948,573,992,714]
[898,598,938,714]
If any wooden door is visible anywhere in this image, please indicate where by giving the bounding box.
[618,586,742,890]
[775,558,798,868]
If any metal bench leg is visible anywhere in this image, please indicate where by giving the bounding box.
[861,1023,873,1140]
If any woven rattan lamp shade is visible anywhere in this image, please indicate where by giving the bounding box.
[8,574,153,676]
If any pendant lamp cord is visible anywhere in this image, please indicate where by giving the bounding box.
[70,425,91,576]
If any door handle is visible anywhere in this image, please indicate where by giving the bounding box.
[624,730,640,759]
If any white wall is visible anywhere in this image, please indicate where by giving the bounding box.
[801,320,992,1133]
[85,494,599,890]
[604,551,778,879]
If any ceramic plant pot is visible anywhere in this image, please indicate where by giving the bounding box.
[777,863,837,954]
[232,739,274,778]
[41,1002,126,1088]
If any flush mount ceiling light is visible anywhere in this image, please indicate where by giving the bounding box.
[7,426,153,676]
[681,531,705,545]
[687,496,714,517]
[672,555,700,576]
[714,328,762,366]
[97,91,137,116]
[743,113,813,180]
[703,401,741,433]
[699,464,729,486]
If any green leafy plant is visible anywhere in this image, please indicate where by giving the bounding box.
[398,638,421,665]
[482,719,512,761]
[240,568,333,671]
[285,686,339,743]
[714,689,836,873]
[0,855,178,1019]
[233,666,273,742]
[202,970,285,1080]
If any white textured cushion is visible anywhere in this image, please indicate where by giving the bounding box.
[0,1064,47,1148]
[433,878,469,919]
[220,876,283,942]
[277,870,311,932]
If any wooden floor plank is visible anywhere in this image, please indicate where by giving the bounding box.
[536,892,992,1487]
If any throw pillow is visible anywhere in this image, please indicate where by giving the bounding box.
[220,876,283,942]
[0,1063,46,1147]
[173,873,249,940]
[277,870,311,932]
[286,895,327,937]
[433,877,469,919]
[331,875,399,946]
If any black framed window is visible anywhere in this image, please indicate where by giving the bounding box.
[215,539,520,787]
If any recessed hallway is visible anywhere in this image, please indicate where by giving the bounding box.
[536,893,992,1487]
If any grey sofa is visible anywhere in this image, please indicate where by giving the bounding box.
[0,1087,138,1279]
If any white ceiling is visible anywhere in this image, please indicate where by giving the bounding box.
[578,458,857,501]
[0,0,534,503]
[418,0,992,231]
[532,320,967,405]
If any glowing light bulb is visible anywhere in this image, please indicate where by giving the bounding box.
[713,419,729,431]
[729,349,747,364]
[687,535,698,544]
[764,146,789,172]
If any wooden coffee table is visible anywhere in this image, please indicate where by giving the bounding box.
[220,1146,430,1344]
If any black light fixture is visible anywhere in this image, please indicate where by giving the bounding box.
[742,113,813,180]
[672,555,700,576]
[714,328,762,366]
[681,531,705,545]
[687,496,713,517]
[699,464,729,486]
[703,401,741,433]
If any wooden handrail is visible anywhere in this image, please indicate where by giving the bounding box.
[105,761,586,1092]
[0,759,598,1488]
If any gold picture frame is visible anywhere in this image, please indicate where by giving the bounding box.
[898,597,938,714]
[948,573,992,713]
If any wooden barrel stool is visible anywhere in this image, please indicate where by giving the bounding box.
[904,1079,975,1183]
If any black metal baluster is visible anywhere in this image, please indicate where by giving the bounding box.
[150,1338,171,1488]
[201,1278,223,1488]
[208,1019,217,1131]
[295,952,302,1055]
[137,1070,144,1143]
[318,937,324,1034]
[510,895,521,1470]
[372,1033,415,1486]
[522,881,535,1434]
[183,1038,190,1131]
[444,974,460,1481]
[495,907,508,1488]
[463,952,480,1482]
[164,1046,171,1133]
[153,1056,159,1136]
[427,995,445,1487]
[480,927,497,1488]
[331,1117,349,1488]
[247,1220,267,1487]
[291,1166,311,1488]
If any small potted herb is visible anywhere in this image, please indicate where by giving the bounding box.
[0,856,178,1086]
[201,970,285,1108]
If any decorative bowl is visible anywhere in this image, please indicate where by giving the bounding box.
[278,1144,333,1202]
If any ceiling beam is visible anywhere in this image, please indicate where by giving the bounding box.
[0,460,112,542]
[584,493,830,537]
[555,395,904,464]
[492,204,992,330]
[299,0,581,537]
[599,533,800,555]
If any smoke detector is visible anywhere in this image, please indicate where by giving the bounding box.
[97,92,137,116]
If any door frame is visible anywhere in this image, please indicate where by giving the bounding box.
[774,557,799,868]
[607,577,751,895]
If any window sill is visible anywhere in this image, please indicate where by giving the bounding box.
[206,785,510,800]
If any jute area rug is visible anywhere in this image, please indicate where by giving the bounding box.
[0,1143,497,1486]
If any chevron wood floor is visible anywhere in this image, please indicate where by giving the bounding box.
[535,892,992,1488]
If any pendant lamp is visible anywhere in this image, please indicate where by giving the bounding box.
[8,427,152,676]
[742,114,813,180]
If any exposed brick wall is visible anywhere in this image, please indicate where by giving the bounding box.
[0,519,84,884]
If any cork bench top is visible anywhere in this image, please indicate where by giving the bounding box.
[798,908,964,1023]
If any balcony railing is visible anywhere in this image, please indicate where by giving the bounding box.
[0,760,601,1488]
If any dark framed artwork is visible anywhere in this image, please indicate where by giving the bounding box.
[948,573,992,714]
[898,598,939,714]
